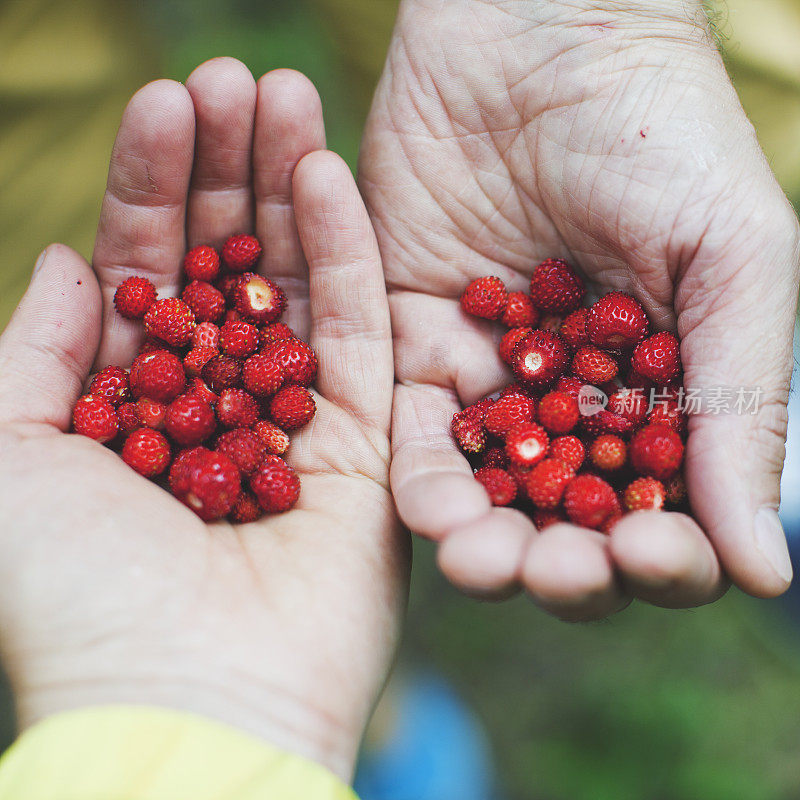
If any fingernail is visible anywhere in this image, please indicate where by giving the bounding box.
[754,508,793,583]
[32,248,48,275]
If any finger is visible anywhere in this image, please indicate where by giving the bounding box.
[677,195,799,598]
[92,79,195,369]
[521,525,630,622]
[253,69,325,338]
[185,58,257,247]
[0,246,101,428]
[294,151,393,430]
[608,512,728,607]
[390,383,491,539]
[437,508,533,600]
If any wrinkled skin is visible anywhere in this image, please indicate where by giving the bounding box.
[360,0,799,619]
[0,60,408,779]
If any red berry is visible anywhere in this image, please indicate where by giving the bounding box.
[564,474,619,530]
[511,330,569,387]
[646,390,686,433]
[89,366,130,407]
[219,320,259,358]
[250,455,301,513]
[114,276,157,320]
[555,376,584,399]
[183,245,220,282]
[452,402,490,454]
[580,409,634,438]
[144,297,196,347]
[217,273,245,301]
[586,292,649,350]
[623,477,666,512]
[183,346,219,378]
[505,423,550,468]
[215,428,268,476]
[165,394,216,446]
[269,385,316,430]
[193,322,221,349]
[537,391,580,435]
[233,274,287,324]
[631,332,681,384]
[460,276,508,320]
[607,388,648,427]
[572,345,618,384]
[242,353,285,397]
[525,458,575,509]
[222,234,262,272]
[501,292,539,328]
[122,428,171,477]
[475,467,517,506]
[589,435,627,471]
[261,339,318,387]
[253,420,291,455]
[499,327,533,365]
[170,448,241,521]
[548,435,585,471]
[136,397,167,430]
[533,508,567,530]
[259,322,295,348]
[559,309,589,349]
[217,388,260,429]
[629,423,684,481]
[481,446,509,470]
[181,280,225,323]
[117,402,141,435]
[229,490,262,523]
[129,351,186,403]
[72,394,119,443]
[485,393,536,438]
[201,355,242,393]
[529,258,585,313]
[185,377,219,406]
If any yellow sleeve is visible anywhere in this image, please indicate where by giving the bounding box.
[0,706,358,800]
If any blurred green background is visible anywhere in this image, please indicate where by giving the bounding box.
[3,0,800,798]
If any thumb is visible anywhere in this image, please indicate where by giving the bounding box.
[679,196,800,598]
[0,245,102,428]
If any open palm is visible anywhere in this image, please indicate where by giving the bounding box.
[360,0,798,619]
[0,59,407,779]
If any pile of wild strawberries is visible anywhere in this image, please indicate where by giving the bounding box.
[454,258,688,533]
[71,234,317,523]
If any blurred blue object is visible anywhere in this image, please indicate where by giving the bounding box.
[354,674,496,800]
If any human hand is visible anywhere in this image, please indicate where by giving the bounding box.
[360,0,799,619]
[0,59,407,780]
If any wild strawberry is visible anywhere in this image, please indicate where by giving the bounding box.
[217,388,260,429]
[201,355,242,393]
[136,397,167,430]
[475,467,517,506]
[261,339,318,387]
[117,402,141,435]
[499,327,533,365]
[581,409,633,438]
[233,274,286,324]
[217,273,246,301]
[144,298,196,346]
[219,320,259,358]
[589,435,627,471]
[122,428,171,477]
[629,423,684,481]
[185,377,218,406]
[460,276,508,320]
[559,309,589,348]
[623,477,666,512]
[505,423,550,468]
[72,394,119,443]
[485,393,536,438]
[607,388,647,426]
[193,321,221,349]
[165,395,216,446]
[564,474,619,530]
[525,458,575,508]
[250,455,301,513]
[586,292,649,349]
[548,435,585,471]
[501,292,539,328]
[183,346,219,379]
[533,508,567,530]
[511,330,569,387]
[646,391,686,433]
[537,391,580,435]
[183,245,220,282]
[222,234,262,272]
[114,276,157,320]
[481,446,509,470]
[555,376,584,399]
[181,280,225,323]
[665,473,687,506]
[269,385,316,430]
[253,420,290,455]
[599,503,624,535]
[572,345,618,384]
[631,332,681,384]
[229,490,262,523]
[89,366,130,406]
[529,258,585,313]
[129,351,186,402]
[259,322,295,348]
[242,353,285,397]
[170,448,241,521]
[215,428,268,476]
[452,402,489,454]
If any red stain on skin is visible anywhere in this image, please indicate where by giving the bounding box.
[77,280,82,285]
[640,127,649,138]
